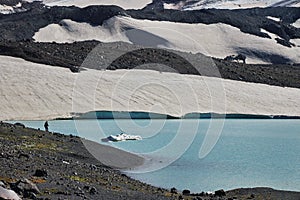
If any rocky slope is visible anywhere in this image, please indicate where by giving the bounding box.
[0,41,299,88]
[130,6,300,47]
[0,0,300,65]
[152,0,300,10]
[0,122,172,200]
[0,1,299,59]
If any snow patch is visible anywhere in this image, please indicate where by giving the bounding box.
[1,55,300,120]
[0,4,14,14]
[167,0,300,10]
[164,2,186,10]
[270,0,300,7]
[0,2,25,14]
[267,16,281,22]
[24,0,152,9]
[34,16,300,64]
[293,19,300,28]
[290,39,300,47]
[33,19,129,43]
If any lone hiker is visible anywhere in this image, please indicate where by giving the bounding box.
[44,121,49,132]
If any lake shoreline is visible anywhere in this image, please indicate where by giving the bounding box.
[0,121,299,199]
[10,111,300,121]
[77,111,300,120]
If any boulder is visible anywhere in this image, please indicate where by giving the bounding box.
[182,189,190,195]
[170,187,177,194]
[70,66,80,73]
[214,189,226,197]
[13,123,25,128]
[11,178,40,197]
[34,169,48,177]
[89,187,97,195]
[0,186,21,200]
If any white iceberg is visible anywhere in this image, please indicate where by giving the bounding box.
[107,133,142,142]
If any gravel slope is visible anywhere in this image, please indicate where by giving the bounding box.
[0,122,172,200]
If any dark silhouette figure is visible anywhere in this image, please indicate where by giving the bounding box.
[44,121,49,132]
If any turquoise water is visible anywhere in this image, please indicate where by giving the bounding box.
[10,119,300,192]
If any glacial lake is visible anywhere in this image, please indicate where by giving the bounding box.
[9,119,300,193]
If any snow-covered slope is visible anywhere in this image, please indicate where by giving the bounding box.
[164,0,300,10]
[33,16,300,64]
[270,0,300,7]
[33,19,128,43]
[1,55,300,120]
[24,0,152,9]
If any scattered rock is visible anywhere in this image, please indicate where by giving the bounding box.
[11,178,40,197]
[83,185,90,190]
[90,164,97,170]
[89,187,97,195]
[70,66,80,73]
[33,169,48,177]
[62,160,70,165]
[170,187,178,194]
[18,153,30,159]
[215,189,226,197]
[27,191,38,199]
[182,189,190,195]
[55,191,70,195]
